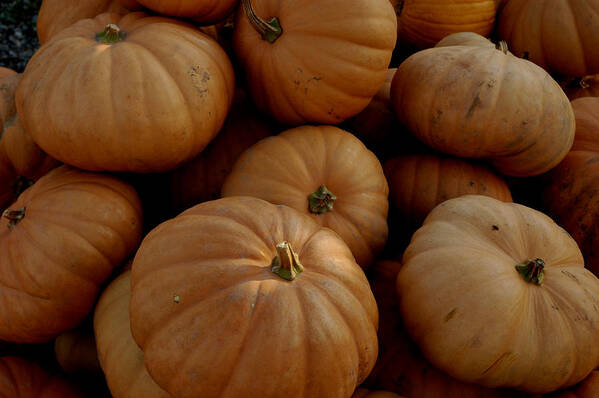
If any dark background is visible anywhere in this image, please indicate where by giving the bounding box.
[0,0,42,72]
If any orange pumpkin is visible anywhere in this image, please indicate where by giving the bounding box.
[563,75,599,101]
[0,356,83,397]
[95,270,169,398]
[497,0,599,77]
[233,0,396,124]
[36,0,142,44]
[384,154,512,228]
[398,195,599,393]
[0,166,142,342]
[54,329,101,375]
[135,0,238,23]
[17,12,235,173]
[391,45,575,177]
[222,125,389,268]
[130,196,378,398]
[0,67,16,78]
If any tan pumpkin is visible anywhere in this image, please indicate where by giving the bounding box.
[134,0,238,23]
[94,270,170,398]
[563,75,599,101]
[130,196,378,398]
[36,0,142,44]
[54,329,101,375]
[384,154,512,228]
[222,125,389,268]
[435,31,496,49]
[352,388,404,398]
[0,166,142,342]
[233,0,396,124]
[398,195,599,393]
[17,12,235,173]
[391,44,575,177]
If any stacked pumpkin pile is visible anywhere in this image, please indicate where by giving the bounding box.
[2,0,599,397]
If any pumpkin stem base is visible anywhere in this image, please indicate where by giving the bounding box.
[95,24,125,43]
[241,0,282,43]
[515,258,545,285]
[3,207,25,229]
[271,241,304,281]
[308,185,336,215]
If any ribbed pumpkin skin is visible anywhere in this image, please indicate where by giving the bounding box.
[553,371,599,397]
[384,155,512,228]
[398,195,599,393]
[564,75,599,100]
[233,0,397,125]
[497,0,599,77]
[36,0,142,44]
[0,166,142,342]
[222,125,389,268]
[399,0,496,49]
[0,73,58,210]
[130,196,378,398]
[391,46,575,177]
[94,270,170,398]
[352,388,403,398]
[0,357,83,398]
[17,12,235,173]
[135,0,237,23]
[544,98,599,276]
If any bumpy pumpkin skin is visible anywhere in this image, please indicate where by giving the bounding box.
[544,98,599,277]
[222,125,389,268]
[17,12,235,173]
[233,0,397,125]
[398,0,496,49]
[130,196,378,398]
[0,357,83,398]
[0,166,143,343]
[94,270,170,398]
[497,0,599,78]
[135,0,238,23]
[391,45,575,177]
[384,154,512,228]
[398,195,599,393]
[37,0,142,44]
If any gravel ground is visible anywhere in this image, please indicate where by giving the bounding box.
[0,0,42,72]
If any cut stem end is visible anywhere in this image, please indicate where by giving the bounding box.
[516,258,545,285]
[3,207,25,229]
[95,24,125,43]
[271,241,304,281]
[308,185,336,214]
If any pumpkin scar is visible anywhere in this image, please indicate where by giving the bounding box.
[482,352,512,375]
[444,308,457,322]
[466,94,482,118]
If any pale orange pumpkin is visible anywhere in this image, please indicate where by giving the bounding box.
[435,31,496,49]
[135,0,238,23]
[0,67,16,78]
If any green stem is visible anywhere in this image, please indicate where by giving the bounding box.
[241,0,282,43]
[271,241,304,281]
[3,207,25,229]
[515,258,545,285]
[95,24,125,44]
[308,185,336,215]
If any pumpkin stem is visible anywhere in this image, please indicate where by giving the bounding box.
[515,258,545,285]
[95,24,125,44]
[271,241,304,281]
[241,0,282,44]
[308,185,336,215]
[496,40,509,54]
[3,207,25,229]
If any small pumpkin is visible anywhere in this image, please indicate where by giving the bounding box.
[398,195,599,393]
[130,196,378,398]
[233,0,397,124]
[0,356,83,397]
[391,44,575,177]
[55,329,101,375]
[222,125,389,268]
[17,12,235,173]
[352,388,404,398]
[134,0,238,23]
[0,166,142,342]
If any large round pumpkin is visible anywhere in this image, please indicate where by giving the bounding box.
[94,270,169,398]
[0,356,83,397]
[544,97,599,277]
[222,125,389,268]
[36,0,142,44]
[130,196,378,398]
[233,0,396,125]
[135,0,238,23]
[0,166,142,342]
[397,195,599,393]
[391,45,575,177]
[497,0,599,77]
[17,12,235,173]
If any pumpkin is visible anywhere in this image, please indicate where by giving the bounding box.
[352,388,403,398]
[544,97,599,277]
[384,154,512,228]
[55,329,101,375]
[129,196,378,398]
[0,356,83,397]
[94,270,170,398]
[0,166,142,342]
[563,75,599,101]
[134,0,238,23]
[0,67,16,78]
[168,89,275,212]
[17,12,235,173]
[391,44,575,177]
[222,125,389,268]
[398,0,496,49]
[397,195,599,393]
[233,0,396,125]
[435,31,496,49]
[552,371,599,398]
[36,0,142,44]
[0,72,59,210]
